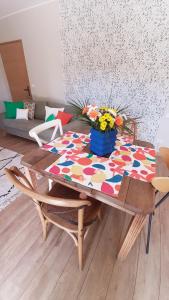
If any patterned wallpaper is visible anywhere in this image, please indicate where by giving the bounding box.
[59,0,169,143]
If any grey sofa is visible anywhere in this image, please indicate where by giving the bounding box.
[0,100,87,141]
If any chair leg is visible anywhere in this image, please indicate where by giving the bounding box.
[48,179,53,191]
[78,208,84,270]
[146,213,153,254]
[155,192,169,209]
[97,207,102,221]
[42,219,48,241]
[78,231,83,271]
[145,193,169,254]
[36,205,48,241]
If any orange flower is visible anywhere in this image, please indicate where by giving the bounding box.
[82,106,88,114]
[88,110,100,120]
[115,116,123,126]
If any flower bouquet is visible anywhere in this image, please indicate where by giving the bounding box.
[69,99,135,156]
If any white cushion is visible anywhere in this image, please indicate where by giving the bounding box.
[16,108,28,120]
[45,106,64,121]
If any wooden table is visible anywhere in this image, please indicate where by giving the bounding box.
[21,138,156,260]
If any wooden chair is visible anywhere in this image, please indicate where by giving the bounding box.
[158,147,169,169]
[29,119,63,190]
[5,167,102,270]
[29,119,63,147]
[146,147,169,253]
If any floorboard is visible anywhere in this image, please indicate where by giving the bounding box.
[0,131,169,300]
[48,208,109,300]
[106,214,140,300]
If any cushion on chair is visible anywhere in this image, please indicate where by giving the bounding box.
[41,182,101,227]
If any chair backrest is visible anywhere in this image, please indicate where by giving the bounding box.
[5,167,91,208]
[29,119,63,147]
[159,147,169,170]
[151,147,169,193]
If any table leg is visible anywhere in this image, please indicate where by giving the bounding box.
[24,167,38,190]
[118,214,147,260]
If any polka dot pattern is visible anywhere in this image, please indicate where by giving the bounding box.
[45,131,156,198]
[42,131,90,155]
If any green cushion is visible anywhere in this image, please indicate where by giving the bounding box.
[4,101,24,119]
[46,114,55,122]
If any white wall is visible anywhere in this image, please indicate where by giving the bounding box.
[0,0,168,147]
[0,55,12,112]
[155,102,169,149]
[0,1,65,103]
[59,0,169,143]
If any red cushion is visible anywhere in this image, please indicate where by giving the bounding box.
[56,111,73,126]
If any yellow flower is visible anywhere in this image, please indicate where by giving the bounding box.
[103,113,113,122]
[104,113,110,118]
[100,121,107,130]
[99,115,106,122]
[107,116,113,122]
[109,119,115,128]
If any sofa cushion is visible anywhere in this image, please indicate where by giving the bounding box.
[47,101,75,116]
[56,111,73,126]
[4,101,24,119]
[16,108,29,120]
[46,114,56,122]
[45,105,64,121]
[47,101,65,109]
[3,118,42,132]
[34,101,76,120]
[24,102,35,120]
[34,101,47,120]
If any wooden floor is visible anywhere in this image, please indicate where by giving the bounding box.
[0,131,169,300]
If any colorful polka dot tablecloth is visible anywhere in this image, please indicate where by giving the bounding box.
[110,144,156,182]
[45,152,124,197]
[42,131,133,156]
[42,131,90,155]
[115,135,134,148]
[43,131,156,198]
[45,145,156,198]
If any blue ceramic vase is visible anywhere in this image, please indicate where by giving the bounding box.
[90,128,117,156]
